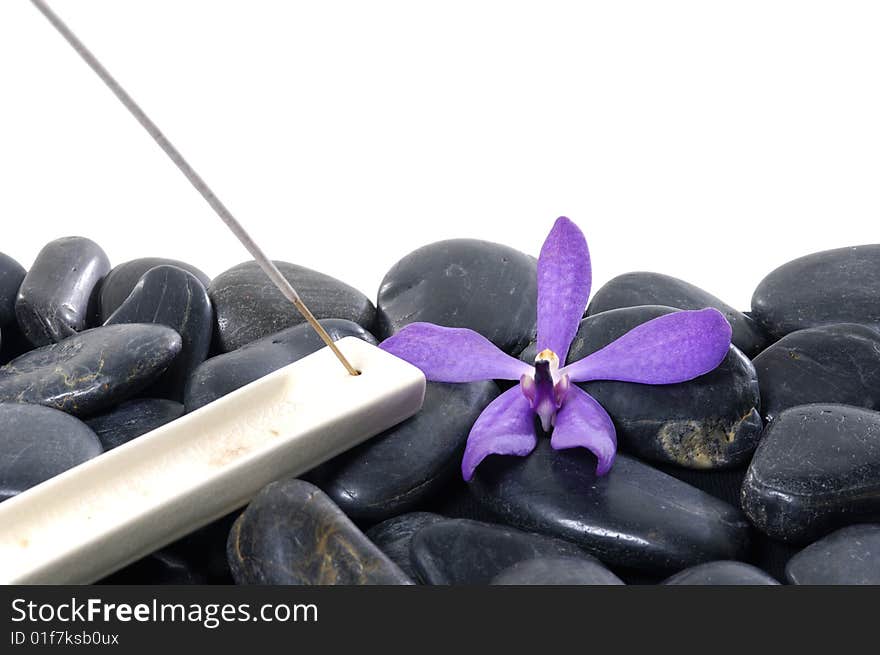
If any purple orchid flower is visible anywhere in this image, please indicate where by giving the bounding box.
[379,217,732,481]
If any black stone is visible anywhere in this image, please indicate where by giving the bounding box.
[86,398,184,450]
[785,524,880,585]
[376,239,538,355]
[99,258,211,322]
[15,237,110,347]
[523,306,763,469]
[752,324,880,424]
[0,252,26,328]
[0,325,181,417]
[471,441,751,572]
[209,261,375,352]
[491,556,624,585]
[410,518,596,585]
[365,512,446,582]
[742,404,880,544]
[184,319,376,412]
[228,479,412,585]
[588,272,769,357]
[751,244,880,339]
[0,403,102,501]
[315,381,499,522]
[662,561,779,585]
[105,266,213,400]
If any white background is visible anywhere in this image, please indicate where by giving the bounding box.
[1,1,878,310]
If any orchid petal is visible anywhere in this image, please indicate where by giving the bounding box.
[461,387,537,481]
[379,322,532,382]
[561,308,732,384]
[537,216,592,364]
[551,385,617,475]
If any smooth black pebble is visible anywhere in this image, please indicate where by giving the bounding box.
[588,272,769,357]
[0,403,102,501]
[99,257,211,322]
[365,512,446,582]
[662,561,779,585]
[471,441,751,572]
[315,381,499,522]
[376,239,538,355]
[0,325,181,417]
[410,518,597,585]
[523,306,763,469]
[209,261,375,352]
[490,556,624,585]
[752,323,880,424]
[751,244,880,339]
[15,237,110,347]
[86,398,184,450]
[785,524,880,585]
[105,265,213,400]
[227,479,412,585]
[741,404,880,544]
[184,319,376,412]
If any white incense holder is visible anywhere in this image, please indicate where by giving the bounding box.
[0,337,426,584]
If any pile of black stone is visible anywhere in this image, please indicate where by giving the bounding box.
[1,238,878,585]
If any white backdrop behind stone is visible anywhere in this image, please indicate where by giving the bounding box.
[1,0,878,311]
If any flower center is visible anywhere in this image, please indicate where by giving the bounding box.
[519,349,571,433]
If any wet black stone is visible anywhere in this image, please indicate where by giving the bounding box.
[365,512,445,582]
[490,556,624,585]
[410,518,596,585]
[98,551,208,585]
[785,524,880,585]
[15,237,110,347]
[751,244,880,339]
[184,319,376,412]
[752,324,880,424]
[86,398,184,450]
[105,266,213,400]
[471,441,751,572]
[209,261,375,352]
[0,325,181,417]
[99,258,211,322]
[523,306,763,469]
[588,272,769,357]
[0,252,26,328]
[0,403,102,501]
[376,239,538,355]
[228,479,412,585]
[662,561,779,585]
[742,404,880,544]
[315,381,499,522]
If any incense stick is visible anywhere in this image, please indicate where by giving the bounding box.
[30,0,360,376]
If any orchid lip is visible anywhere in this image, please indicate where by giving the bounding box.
[521,348,572,431]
